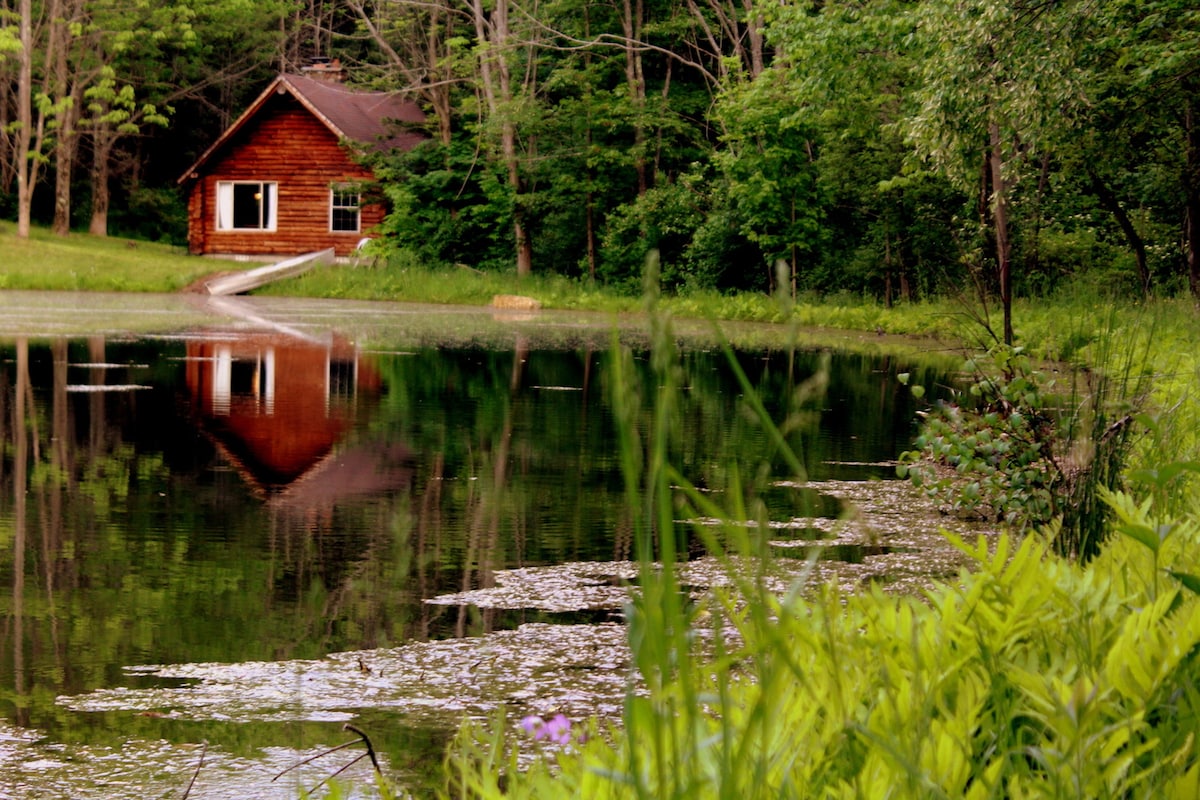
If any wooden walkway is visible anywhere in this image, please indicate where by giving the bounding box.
[204,248,335,296]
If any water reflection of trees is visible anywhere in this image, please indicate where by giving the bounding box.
[7,340,29,728]
[0,334,953,756]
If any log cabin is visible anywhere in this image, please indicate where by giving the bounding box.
[178,61,426,259]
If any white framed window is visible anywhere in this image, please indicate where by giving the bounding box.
[330,186,361,233]
[216,181,277,231]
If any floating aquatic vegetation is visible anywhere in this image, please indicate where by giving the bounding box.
[427,562,638,611]
[0,725,387,800]
[43,474,995,797]
[60,622,632,730]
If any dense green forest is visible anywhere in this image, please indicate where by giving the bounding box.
[3,1,1199,319]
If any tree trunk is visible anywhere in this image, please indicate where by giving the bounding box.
[1088,169,1150,297]
[505,122,533,276]
[742,0,765,78]
[427,2,454,147]
[1186,99,1200,303]
[471,0,533,275]
[16,0,69,238]
[52,135,74,237]
[883,232,893,309]
[0,52,15,193]
[16,0,34,238]
[52,96,81,237]
[622,0,648,195]
[989,120,1013,345]
[89,135,115,237]
[50,2,78,238]
[789,198,798,301]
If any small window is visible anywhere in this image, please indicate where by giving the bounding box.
[330,187,361,233]
[216,181,277,231]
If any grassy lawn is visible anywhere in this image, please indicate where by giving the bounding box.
[0,223,245,292]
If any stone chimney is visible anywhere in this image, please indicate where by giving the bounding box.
[301,57,347,83]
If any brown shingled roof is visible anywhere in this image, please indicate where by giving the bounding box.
[283,74,427,150]
[178,74,427,184]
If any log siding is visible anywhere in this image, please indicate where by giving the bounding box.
[185,94,385,258]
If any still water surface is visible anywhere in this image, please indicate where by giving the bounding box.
[0,293,970,798]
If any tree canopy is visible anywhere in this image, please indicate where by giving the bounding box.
[3,0,1199,317]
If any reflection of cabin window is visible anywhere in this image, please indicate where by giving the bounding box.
[330,187,360,232]
[216,181,277,231]
[229,359,258,394]
[328,357,356,405]
[212,346,275,415]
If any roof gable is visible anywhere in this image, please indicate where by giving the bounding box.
[179,74,426,184]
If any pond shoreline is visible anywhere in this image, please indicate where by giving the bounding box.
[0,289,962,367]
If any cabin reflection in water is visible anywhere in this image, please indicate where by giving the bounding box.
[183,331,412,504]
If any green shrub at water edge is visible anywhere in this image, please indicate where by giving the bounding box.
[898,337,1147,563]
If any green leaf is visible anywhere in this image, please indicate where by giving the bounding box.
[1167,571,1200,596]
[1116,521,1161,554]
[1130,462,1200,491]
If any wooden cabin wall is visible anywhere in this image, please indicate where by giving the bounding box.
[185,95,385,258]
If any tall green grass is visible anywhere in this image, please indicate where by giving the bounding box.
[439,293,1200,798]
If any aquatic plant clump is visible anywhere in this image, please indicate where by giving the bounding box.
[60,622,634,728]
[898,343,1144,561]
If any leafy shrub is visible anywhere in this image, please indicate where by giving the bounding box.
[597,180,708,293]
[898,343,1144,561]
[107,185,188,245]
[371,140,515,271]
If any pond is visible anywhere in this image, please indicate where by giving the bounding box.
[0,291,988,798]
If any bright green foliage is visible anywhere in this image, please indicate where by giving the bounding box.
[767,0,955,300]
[903,0,1091,189]
[83,68,171,134]
[714,71,826,296]
[371,140,516,271]
[0,25,19,57]
[445,519,1200,799]
[598,175,714,292]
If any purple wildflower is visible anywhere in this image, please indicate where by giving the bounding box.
[543,714,572,745]
[521,713,573,745]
